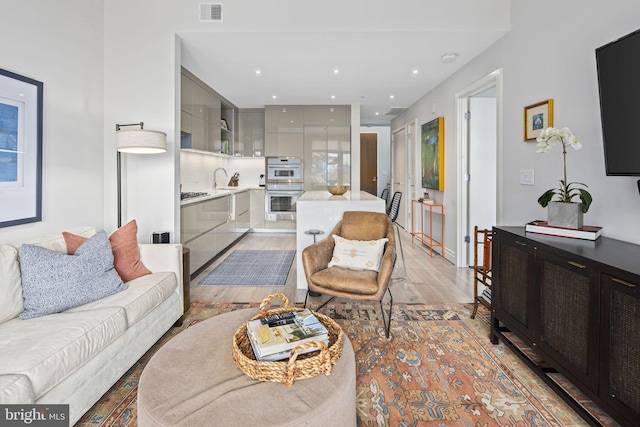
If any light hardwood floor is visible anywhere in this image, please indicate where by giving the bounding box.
[190,227,475,305]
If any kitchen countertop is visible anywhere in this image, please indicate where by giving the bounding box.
[297,190,380,202]
[180,186,263,206]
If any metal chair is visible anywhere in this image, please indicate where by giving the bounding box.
[380,188,389,209]
[387,192,406,280]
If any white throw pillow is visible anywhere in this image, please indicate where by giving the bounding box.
[0,245,23,323]
[328,235,388,272]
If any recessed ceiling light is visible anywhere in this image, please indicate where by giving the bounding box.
[375,112,379,116]
[272,95,277,99]
[441,53,459,63]
[330,108,334,112]
[412,69,419,74]
[333,69,340,75]
[255,69,262,75]
[331,95,336,99]
[390,95,395,99]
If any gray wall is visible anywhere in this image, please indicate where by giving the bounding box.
[393,0,640,250]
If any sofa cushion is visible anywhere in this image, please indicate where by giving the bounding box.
[0,375,35,404]
[64,220,152,282]
[67,272,177,327]
[328,235,388,271]
[14,226,95,253]
[19,231,127,320]
[0,307,127,399]
[0,245,22,323]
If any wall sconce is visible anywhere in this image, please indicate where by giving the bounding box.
[115,122,167,227]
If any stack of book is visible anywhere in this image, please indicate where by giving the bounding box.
[246,309,329,361]
[525,220,602,241]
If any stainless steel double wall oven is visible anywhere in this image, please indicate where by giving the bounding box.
[265,157,303,221]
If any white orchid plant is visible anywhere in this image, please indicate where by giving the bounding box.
[536,127,593,213]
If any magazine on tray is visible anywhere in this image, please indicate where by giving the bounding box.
[246,309,329,360]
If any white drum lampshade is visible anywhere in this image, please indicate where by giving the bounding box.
[116,129,167,154]
[115,125,167,227]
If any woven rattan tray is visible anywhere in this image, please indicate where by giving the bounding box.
[232,293,344,387]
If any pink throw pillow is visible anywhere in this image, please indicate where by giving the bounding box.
[63,220,152,282]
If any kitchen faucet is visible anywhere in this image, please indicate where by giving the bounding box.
[214,167,228,189]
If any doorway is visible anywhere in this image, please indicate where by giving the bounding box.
[360,133,378,196]
[456,69,502,267]
[392,126,407,229]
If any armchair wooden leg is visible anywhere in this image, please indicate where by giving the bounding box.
[380,288,393,339]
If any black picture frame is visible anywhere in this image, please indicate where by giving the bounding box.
[0,68,43,228]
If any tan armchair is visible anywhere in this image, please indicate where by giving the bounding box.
[302,211,396,338]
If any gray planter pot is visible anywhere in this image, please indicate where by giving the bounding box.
[547,201,583,229]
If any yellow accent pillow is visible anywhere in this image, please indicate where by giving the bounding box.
[328,235,388,272]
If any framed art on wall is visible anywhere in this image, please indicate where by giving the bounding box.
[524,99,553,141]
[421,117,444,191]
[0,68,43,228]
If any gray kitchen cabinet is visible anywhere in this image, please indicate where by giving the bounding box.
[191,115,206,151]
[250,189,265,229]
[265,133,304,157]
[237,109,265,157]
[181,75,194,115]
[180,195,232,274]
[303,125,351,190]
[235,190,250,231]
[303,105,350,126]
[265,107,304,133]
[181,67,237,155]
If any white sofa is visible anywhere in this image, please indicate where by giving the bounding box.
[0,226,184,425]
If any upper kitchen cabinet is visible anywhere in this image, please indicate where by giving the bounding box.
[237,109,265,157]
[265,107,304,133]
[303,105,351,126]
[219,102,236,155]
[265,133,304,158]
[181,67,237,155]
[181,75,194,115]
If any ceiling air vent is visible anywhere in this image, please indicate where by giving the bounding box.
[199,3,222,21]
[384,107,406,116]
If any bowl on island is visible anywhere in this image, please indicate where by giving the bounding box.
[327,185,349,195]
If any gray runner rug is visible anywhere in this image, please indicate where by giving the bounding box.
[197,250,295,286]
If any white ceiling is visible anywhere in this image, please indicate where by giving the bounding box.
[179,6,510,126]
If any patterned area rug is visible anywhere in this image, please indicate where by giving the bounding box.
[196,250,295,286]
[75,301,598,427]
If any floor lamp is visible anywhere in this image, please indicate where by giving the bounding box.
[116,122,167,228]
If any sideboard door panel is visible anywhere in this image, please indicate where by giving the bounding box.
[492,230,535,340]
[536,251,599,392]
[600,273,640,426]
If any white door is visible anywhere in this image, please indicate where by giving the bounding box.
[467,95,497,266]
[456,69,501,268]
[392,127,407,229]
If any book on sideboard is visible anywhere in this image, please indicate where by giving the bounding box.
[525,220,603,241]
[246,309,329,361]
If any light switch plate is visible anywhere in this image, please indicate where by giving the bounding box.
[520,169,535,185]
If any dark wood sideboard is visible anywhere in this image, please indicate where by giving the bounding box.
[490,226,639,427]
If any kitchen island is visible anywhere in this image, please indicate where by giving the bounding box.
[296,190,386,289]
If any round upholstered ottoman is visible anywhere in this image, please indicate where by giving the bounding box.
[137,308,356,427]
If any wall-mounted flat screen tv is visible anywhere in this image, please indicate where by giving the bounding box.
[596,28,640,176]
